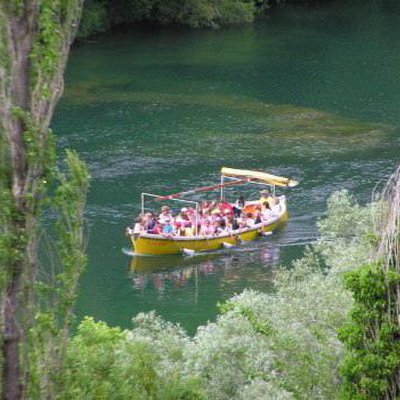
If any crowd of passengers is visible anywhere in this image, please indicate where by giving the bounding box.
[128,190,282,237]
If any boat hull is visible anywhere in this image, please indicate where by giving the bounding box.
[130,201,288,255]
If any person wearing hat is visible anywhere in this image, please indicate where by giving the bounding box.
[259,189,274,207]
[161,217,175,236]
[175,207,191,235]
[159,205,173,224]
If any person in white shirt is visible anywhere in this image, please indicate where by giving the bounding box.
[261,202,276,221]
[272,197,282,215]
[159,205,174,224]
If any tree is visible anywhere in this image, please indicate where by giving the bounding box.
[339,166,400,399]
[0,1,88,399]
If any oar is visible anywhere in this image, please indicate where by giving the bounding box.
[260,231,273,237]
[182,248,196,256]
[155,178,252,201]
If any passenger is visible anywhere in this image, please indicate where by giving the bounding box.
[261,201,276,221]
[227,215,240,231]
[175,208,192,235]
[209,200,219,215]
[233,195,245,217]
[144,212,157,233]
[185,225,195,236]
[162,218,175,236]
[159,205,173,224]
[126,216,144,235]
[174,222,186,236]
[272,197,282,214]
[212,219,220,235]
[254,210,262,225]
[246,212,255,228]
[219,200,233,216]
[176,207,191,228]
[216,219,229,235]
[152,221,163,235]
[210,209,221,224]
[201,208,211,223]
[200,219,215,236]
[200,201,211,215]
[259,190,274,206]
[187,207,198,229]
[221,208,231,224]
[238,217,247,230]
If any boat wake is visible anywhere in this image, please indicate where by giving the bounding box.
[121,248,156,257]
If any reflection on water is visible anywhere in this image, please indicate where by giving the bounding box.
[129,245,280,294]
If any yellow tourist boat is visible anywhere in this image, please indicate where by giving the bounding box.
[128,167,298,256]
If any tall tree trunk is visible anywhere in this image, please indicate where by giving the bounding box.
[0,1,84,398]
[2,5,36,399]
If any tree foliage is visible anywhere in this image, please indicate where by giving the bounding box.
[62,191,377,399]
[78,0,267,38]
[338,166,400,399]
[339,264,400,399]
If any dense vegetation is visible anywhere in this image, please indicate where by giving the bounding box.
[77,0,323,38]
[43,190,393,400]
[78,0,263,38]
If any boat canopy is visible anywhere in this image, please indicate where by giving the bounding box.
[221,167,299,188]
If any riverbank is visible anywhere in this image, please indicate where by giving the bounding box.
[77,0,329,39]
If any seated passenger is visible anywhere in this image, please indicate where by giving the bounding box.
[254,210,262,225]
[152,222,162,235]
[162,218,175,236]
[200,209,211,226]
[174,222,186,236]
[200,201,211,215]
[219,201,233,216]
[272,197,282,214]
[237,217,247,230]
[209,201,220,216]
[233,195,245,217]
[144,212,157,233]
[245,212,255,227]
[216,219,229,235]
[159,205,173,224]
[261,201,276,221]
[187,207,198,227]
[259,190,274,206]
[210,209,221,224]
[200,219,215,236]
[176,207,191,228]
[226,215,239,231]
[127,216,145,235]
[185,225,194,236]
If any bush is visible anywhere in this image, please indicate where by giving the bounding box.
[338,264,400,399]
[79,0,258,37]
[77,0,108,39]
[62,191,379,399]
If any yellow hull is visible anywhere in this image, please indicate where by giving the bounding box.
[131,209,288,256]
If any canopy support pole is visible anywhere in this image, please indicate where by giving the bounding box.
[220,175,224,201]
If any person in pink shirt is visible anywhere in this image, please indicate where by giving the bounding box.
[200,219,215,236]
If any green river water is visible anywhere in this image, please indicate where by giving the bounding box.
[53,0,400,333]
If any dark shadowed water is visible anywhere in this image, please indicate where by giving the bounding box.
[53,0,400,333]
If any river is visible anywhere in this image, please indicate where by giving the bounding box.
[53,0,400,333]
